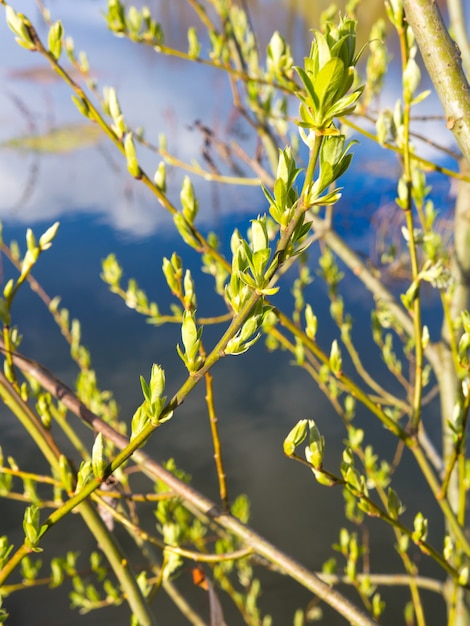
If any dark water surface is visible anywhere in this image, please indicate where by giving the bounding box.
[0,1,462,625]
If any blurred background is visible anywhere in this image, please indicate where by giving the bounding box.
[0,1,464,624]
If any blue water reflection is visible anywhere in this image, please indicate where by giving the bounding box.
[0,1,460,625]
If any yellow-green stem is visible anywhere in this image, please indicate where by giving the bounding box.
[205,369,229,510]
[397,21,423,431]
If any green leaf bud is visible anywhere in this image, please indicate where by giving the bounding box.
[127,6,142,35]
[411,512,428,543]
[144,364,168,421]
[183,270,196,309]
[39,222,60,250]
[267,31,293,80]
[130,405,150,443]
[348,427,364,450]
[5,7,36,50]
[162,257,181,296]
[283,419,309,456]
[403,57,420,100]
[305,304,317,339]
[23,505,43,549]
[36,393,52,429]
[443,535,454,562]
[421,325,430,349]
[91,433,106,479]
[180,176,198,224]
[339,527,350,553]
[78,50,89,73]
[181,310,198,355]
[153,161,166,192]
[19,249,39,280]
[173,214,200,249]
[71,95,91,118]
[26,228,36,252]
[401,280,419,310]
[250,216,269,253]
[312,468,337,486]
[179,311,203,371]
[0,536,13,570]
[372,593,385,619]
[124,133,141,178]
[344,466,364,493]
[101,253,122,290]
[3,279,14,300]
[75,460,93,492]
[329,339,342,376]
[104,86,120,120]
[58,455,73,492]
[187,26,201,58]
[387,487,404,520]
[48,20,63,61]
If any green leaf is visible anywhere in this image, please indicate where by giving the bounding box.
[251,249,270,281]
[324,88,363,120]
[140,375,150,402]
[0,537,13,570]
[411,89,431,107]
[297,102,316,129]
[403,57,421,99]
[295,66,318,108]
[314,57,345,114]
[130,406,150,443]
[313,30,332,71]
[305,421,325,468]
[273,179,289,219]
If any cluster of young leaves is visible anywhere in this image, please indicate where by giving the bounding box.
[295,17,364,135]
[105,0,163,44]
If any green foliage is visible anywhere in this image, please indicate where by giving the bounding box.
[1,0,470,625]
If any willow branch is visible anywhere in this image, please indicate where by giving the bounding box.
[402,0,470,165]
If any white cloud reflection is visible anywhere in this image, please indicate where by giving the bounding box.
[0,0,264,237]
[0,0,461,239]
